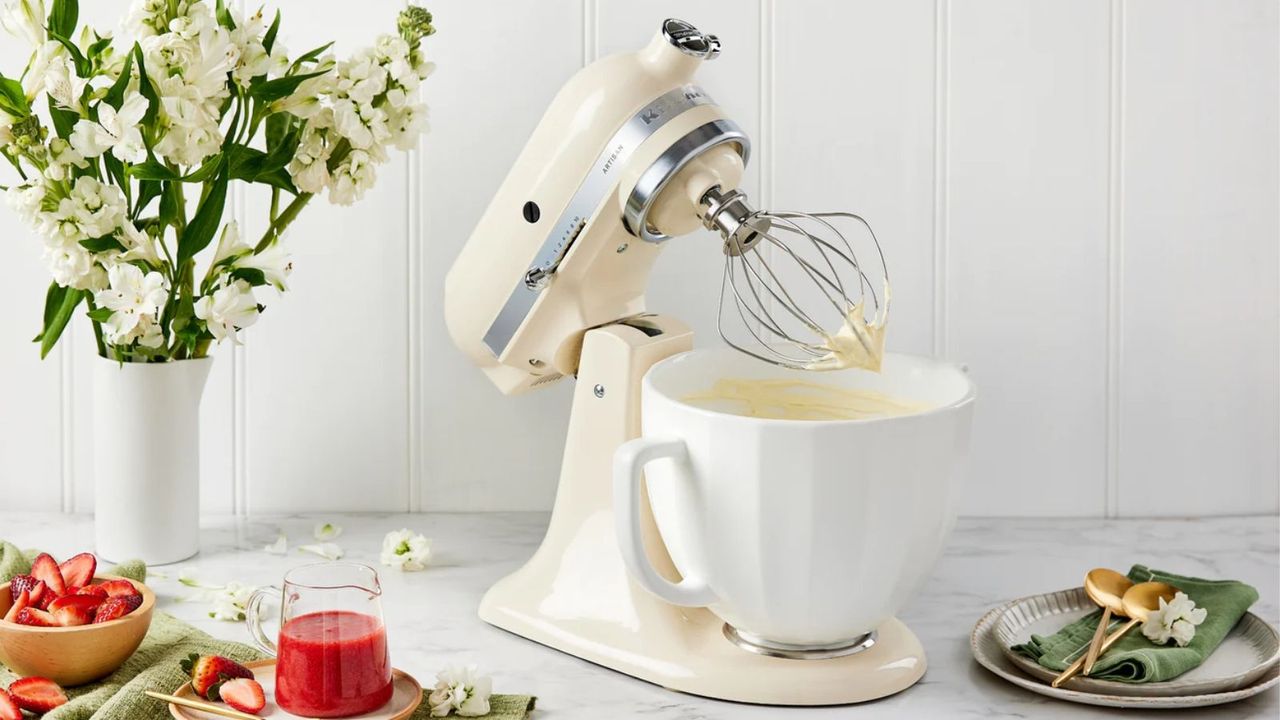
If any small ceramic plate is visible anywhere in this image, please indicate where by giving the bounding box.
[972,590,1280,709]
[168,659,423,720]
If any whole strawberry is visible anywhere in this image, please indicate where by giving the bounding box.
[180,654,254,701]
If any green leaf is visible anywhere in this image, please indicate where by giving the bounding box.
[0,73,30,118]
[253,166,297,195]
[132,44,160,128]
[36,285,84,359]
[46,29,90,77]
[177,161,229,266]
[128,159,178,180]
[133,179,162,218]
[230,267,267,287]
[103,153,130,204]
[182,157,222,183]
[290,42,333,69]
[87,306,113,323]
[47,0,78,40]
[265,112,290,149]
[262,9,281,53]
[214,0,235,30]
[47,96,76,138]
[79,235,125,253]
[248,69,329,103]
[159,179,182,228]
[102,49,134,110]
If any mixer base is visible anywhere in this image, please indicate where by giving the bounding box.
[476,318,927,705]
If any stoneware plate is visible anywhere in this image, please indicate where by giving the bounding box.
[972,589,1280,709]
[168,659,423,720]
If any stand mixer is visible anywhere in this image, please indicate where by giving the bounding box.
[446,19,933,705]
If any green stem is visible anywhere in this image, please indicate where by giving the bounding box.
[84,296,107,357]
[255,192,313,252]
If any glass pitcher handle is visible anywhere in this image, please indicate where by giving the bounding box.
[244,585,280,656]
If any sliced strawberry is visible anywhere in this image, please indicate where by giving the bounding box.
[58,552,96,589]
[3,589,30,624]
[52,603,93,627]
[99,579,137,598]
[119,594,143,613]
[9,574,39,603]
[219,678,265,713]
[92,597,131,624]
[30,553,66,597]
[180,654,254,700]
[49,593,105,614]
[0,689,21,720]
[76,584,109,599]
[8,677,68,713]
[14,607,57,627]
[30,580,50,610]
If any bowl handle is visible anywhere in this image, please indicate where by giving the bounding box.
[613,437,717,607]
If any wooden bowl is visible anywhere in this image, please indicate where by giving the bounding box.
[0,575,155,686]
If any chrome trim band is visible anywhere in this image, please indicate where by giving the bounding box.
[623,119,750,244]
[722,625,878,661]
[482,84,717,358]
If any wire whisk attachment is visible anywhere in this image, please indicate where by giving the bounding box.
[700,187,890,372]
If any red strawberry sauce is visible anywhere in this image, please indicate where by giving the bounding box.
[275,611,393,717]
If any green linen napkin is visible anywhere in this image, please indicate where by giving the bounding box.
[1012,564,1260,683]
[1,545,535,719]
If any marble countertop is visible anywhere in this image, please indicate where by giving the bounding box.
[1,513,1275,719]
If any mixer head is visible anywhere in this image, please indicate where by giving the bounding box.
[699,188,890,373]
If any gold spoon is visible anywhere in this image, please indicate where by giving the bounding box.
[1051,581,1177,688]
[1081,568,1133,676]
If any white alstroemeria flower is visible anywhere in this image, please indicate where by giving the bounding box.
[23,40,64,101]
[380,529,431,572]
[237,244,292,291]
[117,221,163,266]
[44,51,88,110]
[209,581,256,622]
[70,94,149,163]
[1142,591,1207,647]
[314,522,343,541]
[0,0,44,48]
[428,665,492,718]
[94,263,169,347]
[264,532,288,555]
[298,542,344,560]
[194,278,259,343]
[211,221,251,266]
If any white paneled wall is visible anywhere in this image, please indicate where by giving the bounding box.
[0,0,1276,517]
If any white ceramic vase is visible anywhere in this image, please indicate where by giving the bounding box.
[93,356,213,565]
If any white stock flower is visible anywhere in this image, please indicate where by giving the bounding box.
[428,665,492,718]
[314,522,342,541]
[380,529,431,572]
[0,0,43,48]
[94,263,168,348]
[194,278,258,343]
[298,542,344,560]
[5,182,45,225]
[287,127,332,193]
[44,176,128,241]
[1142,591,1207,647]
[237,244,292,291]
[70,94,150,163]
[327,149,377,206]
[386,103,427,151]
[44,244,103,290]
[45,137,87,181]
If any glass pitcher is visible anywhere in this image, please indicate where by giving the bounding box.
[245,562,393,718]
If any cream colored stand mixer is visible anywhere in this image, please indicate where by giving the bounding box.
[446,19,934,705]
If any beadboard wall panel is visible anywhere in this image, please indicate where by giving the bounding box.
[945,0,1112,516]
[1116,0,1280,516]
[0,0,1276,517]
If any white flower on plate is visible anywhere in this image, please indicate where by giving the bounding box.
[428,665,492,718]
[1142,591,1207,647]
[236,244,292,291]
[264,532,288,555]
[380,528,431,572]
[94,263,169,348]
[314,522,343,541]
[70,94,150,163]
[0,0,44,48]
[209,581,256,622]
[194,278,259,343]
[298,542,344,560]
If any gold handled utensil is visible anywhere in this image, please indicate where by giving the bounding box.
[145,690,265,720]
[1081,568,1133,676]
[1051,581,1177,688]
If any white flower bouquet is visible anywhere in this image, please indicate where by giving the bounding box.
[0,0,435,361]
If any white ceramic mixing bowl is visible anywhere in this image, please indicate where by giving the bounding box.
[614,348,975,653]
